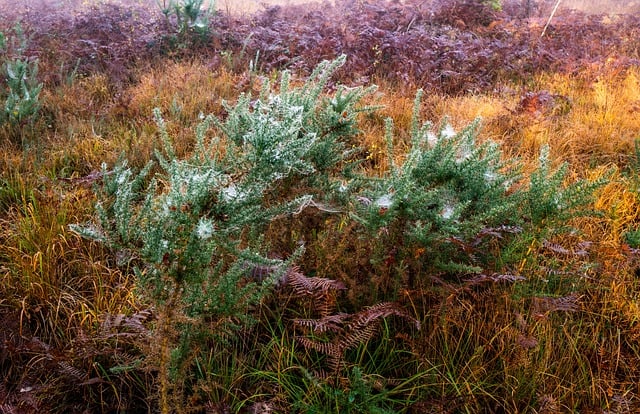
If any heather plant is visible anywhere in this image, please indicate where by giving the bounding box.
[0,24,42,145]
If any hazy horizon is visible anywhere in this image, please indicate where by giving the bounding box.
[0,0,638,16]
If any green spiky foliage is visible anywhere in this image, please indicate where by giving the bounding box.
[524,145,606,230]
[0,24,42,145]
[352,90,521,277]
[69,56,607,411]
[352,90,606,283]
[216,54,378,203]
[70,56,375,411]
[71,112,301,411]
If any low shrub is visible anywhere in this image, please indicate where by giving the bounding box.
[71,56,607,410]
[0,23,42,146]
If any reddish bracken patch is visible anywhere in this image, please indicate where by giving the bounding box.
[1,0,638,93]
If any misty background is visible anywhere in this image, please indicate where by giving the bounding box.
[0,0,638,17]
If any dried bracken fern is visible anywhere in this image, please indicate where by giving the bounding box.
[293,314,348,334]
[282,267,347,298]
[542,240,592,257]
[0,404,16,414]
[56,361,88,382]
[532,293,581,314]
[269,266,420,378]
[294,299,420,376]
[464,273,526,286]
[100,309,153,338]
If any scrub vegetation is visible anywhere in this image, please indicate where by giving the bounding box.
[1,0,640,412]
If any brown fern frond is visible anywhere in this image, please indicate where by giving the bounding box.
[533,294,581,314]
[0,404,17,414]
[296,336,342,358]
[122,309,153,334]
[312,369,335,384]
[111,351,141,366]
[101,313,124,332]
[542,241,571,255]
[464,273,526,287]
[57,361,88,381]
[542,240,592,257]
[379,377,403,388]
[294,314,348,334]
[340,322,379,350]
[326,354,344,375]
[460,225,524,249]
[100,310,152,338]
[330,302,420,350]
[350,302,421,330]
[575,241,593,256]
[284,267,346,296]
[316,292,339,318]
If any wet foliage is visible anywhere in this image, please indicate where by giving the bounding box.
[2,0,639,93]
[1,1,640,412]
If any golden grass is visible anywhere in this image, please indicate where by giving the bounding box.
[536,68,640,166]
[399,67,640,172]
[3,54,640,411]
[0,174,136,341]
[371,68,640,410]
[126,60,239,121]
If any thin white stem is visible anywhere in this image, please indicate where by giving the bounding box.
[541,0,562,37]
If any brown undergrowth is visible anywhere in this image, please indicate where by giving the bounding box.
[1,1,640,412]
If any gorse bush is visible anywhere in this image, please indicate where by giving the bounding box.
[71,55,376,411]
[72,56,605,410]
[71,55,374,320]
[0,23,42,144]
[158,0,216,53]
[524,145,607,230]
[71,111,309,411]
[216,55,378,200]
[353,90,521,276]
[352,89,604,281]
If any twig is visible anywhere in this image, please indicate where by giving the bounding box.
[541,0,562,37]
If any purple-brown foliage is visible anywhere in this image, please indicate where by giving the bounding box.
[2,0,639,93]
[237,0,640,93]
